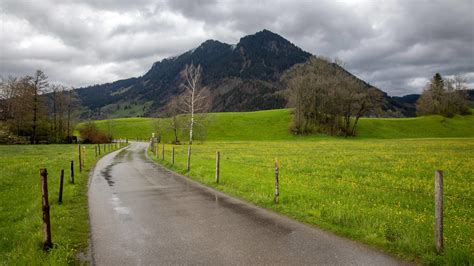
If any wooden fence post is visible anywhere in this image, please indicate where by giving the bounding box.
[70,160,74,184]
[162,143,165,160]
[172,146,175,165]
[274,158,279,204]
[69,160,74,184]
[98,144,101,155]
[40,169,53,250]
[82,146,86,167]
[58,169,64,204]
[187,146,191,172]
[78,145,82,172]
[95,145,97,158]
[435,170,444,254]
[215,151,220,183]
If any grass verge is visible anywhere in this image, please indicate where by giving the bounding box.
[0,143,125,264]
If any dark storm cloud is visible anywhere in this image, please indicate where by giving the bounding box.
[1,0,473,95]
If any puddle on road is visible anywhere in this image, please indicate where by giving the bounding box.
[101,163,116,186]
[100,148,129,187]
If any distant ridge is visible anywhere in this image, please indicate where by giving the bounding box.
[76,29,412,119]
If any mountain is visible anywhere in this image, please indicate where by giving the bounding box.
[388,94,420,117]
[387,90,474,117]
[76,29,410,118]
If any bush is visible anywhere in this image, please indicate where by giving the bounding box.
[79,121,111,143]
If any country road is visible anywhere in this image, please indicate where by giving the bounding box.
[88,142,405,265]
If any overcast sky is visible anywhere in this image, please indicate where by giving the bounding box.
[1,0,473,96]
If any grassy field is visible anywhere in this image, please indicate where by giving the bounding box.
[0,143,125,264]
[82,109,474,141]
[75,109,474,264]
[149,139,474,264]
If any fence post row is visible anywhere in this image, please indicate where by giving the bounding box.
[274,158,279,204]
[435,170,444,254]
[187,146,191,172]
[215,151,220,183]
[143,142,448,254]
[58,169,64,204]
[40,169,53,250]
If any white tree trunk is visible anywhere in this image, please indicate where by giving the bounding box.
[189,78,195,145]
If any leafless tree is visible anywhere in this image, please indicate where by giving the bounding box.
[284,56,382,137]
[0,76,34,138]
[0,76,19,121]
[178,64,211,144]
[63,89,79,139]
[29,70,49,143]
[48,84,77,142]
[163,96,184,144]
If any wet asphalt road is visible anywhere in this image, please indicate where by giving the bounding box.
[89,142,405,265]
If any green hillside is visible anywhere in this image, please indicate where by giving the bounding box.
[79,109,474,141]
[358,114,474,139]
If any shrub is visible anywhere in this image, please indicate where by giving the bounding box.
[79,121,111,143]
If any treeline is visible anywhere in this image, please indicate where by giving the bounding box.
[285,57,471,137]
[416,73,471,117]
[284,57,384,137]
[0,70,80,144]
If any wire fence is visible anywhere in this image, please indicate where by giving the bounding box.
[147,141,474,203]
[147,140,474,253]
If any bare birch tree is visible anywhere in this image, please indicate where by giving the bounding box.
[179,64,211,144]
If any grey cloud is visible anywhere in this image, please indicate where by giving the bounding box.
[0,0,473,95]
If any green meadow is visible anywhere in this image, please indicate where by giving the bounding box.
[83,109,474,141]
[101,108,474,264]
[4,109,473,264]
[0,143,125,264]
[149,139,474,265]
